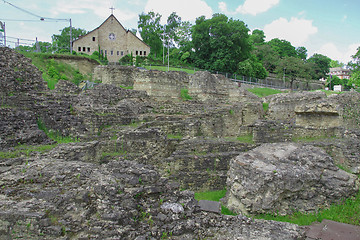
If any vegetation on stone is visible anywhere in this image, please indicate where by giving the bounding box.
[20,52,91,89]
[255,191,360,226]
[0,144,56,159]
[180,88,192,101]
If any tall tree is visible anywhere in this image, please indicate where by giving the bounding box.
[252,43,281,73]
[307,53,331,79]
[276,56,312,89]
[348,46,360,87]
[238,56,268,79]
[268,38,297,58]
[296,46,308,60]
[52,27,87,53]
[165,12,182,47]
[330,60,344,68]
[138,11,163,57]
[250,29,265,45]
[348,46,360,72]
[192,13,251,73]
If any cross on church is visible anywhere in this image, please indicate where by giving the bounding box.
[110,6,115,15]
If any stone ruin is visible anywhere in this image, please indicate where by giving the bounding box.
[226,143,358,216]
[1,47,360,239]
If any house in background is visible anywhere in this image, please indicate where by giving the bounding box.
[328,67,351,80]
[73,14,150,62]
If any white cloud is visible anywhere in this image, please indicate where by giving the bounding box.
[219,0,279,16]
[264,17,318,46]
[316,43,360,63]
[144,0,213,23]
[218,2,228,13]
[50,0,136,21]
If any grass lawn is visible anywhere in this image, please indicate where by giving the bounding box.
[247,87,285,97]
[144,65,196,74]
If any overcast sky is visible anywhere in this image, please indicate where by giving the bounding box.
[1,0,359,64]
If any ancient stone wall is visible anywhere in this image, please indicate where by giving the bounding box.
[134,69,189,101]
[93,65,136,87]
[0,48,87,148]
[95,65,264,103]
[266,91,327,121]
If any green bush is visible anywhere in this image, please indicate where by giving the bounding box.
[180,88,192,101]
[120,54,133,65]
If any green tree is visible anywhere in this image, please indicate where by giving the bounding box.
[276,56,312,89]
[165,12,181,47]
[307,53,331,79]
[249,29,265,45]
[252,43,281,73]
[16,41,52,53]
[268,38,297,58]
[348,46,360,72]
[192,13,251,73]
[52,27,87,53]
[177,21,194,64]
[237,56,268,79]
[326,75,343,90]
[138,11,163,58]
[330,60,344,68]
[348,71,360,88]
[177,21,192,50]
[296,46,308,60]
[348,46,360,88]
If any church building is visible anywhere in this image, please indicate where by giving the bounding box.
[73,14,150,62]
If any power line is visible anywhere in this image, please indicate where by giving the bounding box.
[7,36,35,42]
[2,0,69,22]
[6,40,33,46]
[0,19,44,22]
[0,18,68,22]
[2,0,43,19]
[2,0,73,52]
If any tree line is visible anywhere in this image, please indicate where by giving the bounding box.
[138,11,360,90]
[15,12,360,89]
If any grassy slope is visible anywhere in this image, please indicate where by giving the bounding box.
[20,52,89,89]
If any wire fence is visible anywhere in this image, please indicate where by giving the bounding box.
[114,62,291,90]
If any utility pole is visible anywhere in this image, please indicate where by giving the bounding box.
[69,18,72,54]
[283,68,286,88]
[163,25,165,65]
[3,22,6,47]
[36,37,40,52]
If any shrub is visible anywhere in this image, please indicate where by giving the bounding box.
[180,88,192,101]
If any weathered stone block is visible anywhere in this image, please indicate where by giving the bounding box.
[226,143,358,215]
[295,102,340,128]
